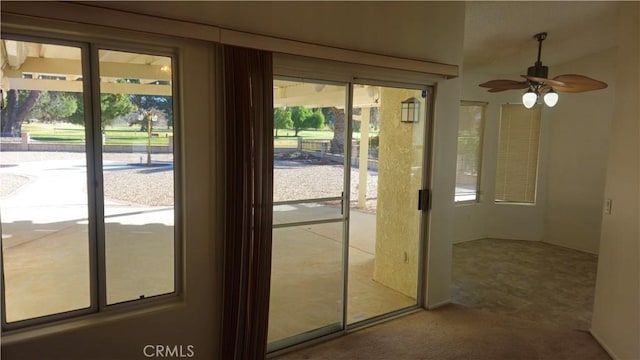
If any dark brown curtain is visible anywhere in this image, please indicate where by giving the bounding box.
[221,45,274,359]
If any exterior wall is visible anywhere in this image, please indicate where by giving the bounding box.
[374,88,424,298]
[591,3,640,359]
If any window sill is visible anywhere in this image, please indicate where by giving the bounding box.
[1,296,185,345]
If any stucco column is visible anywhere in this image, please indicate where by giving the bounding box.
[358,107,370,208]
[373,88,424,298]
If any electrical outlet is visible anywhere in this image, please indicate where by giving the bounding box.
[604,199,612,215]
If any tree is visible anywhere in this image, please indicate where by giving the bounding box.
[27,91,78,122]
[326,107,345,154]
[130,94,173,129]
[290,106,313,136]
[304,109,325,130]
[321,107,335,129]
[100,93,137,129]
[1,90,41,137]
[67,92,137,129]
[274,107,293,136]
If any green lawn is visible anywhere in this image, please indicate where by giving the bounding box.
[22,123,172,145]
[273,128,379,149]
[274,129,334,140]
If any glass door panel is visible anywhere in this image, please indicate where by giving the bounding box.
[347,85,427,324]
[268,78,348,350]
[1,40,91,323]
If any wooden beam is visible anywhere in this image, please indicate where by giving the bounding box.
[274,83,379,108]
[3,57,171,80]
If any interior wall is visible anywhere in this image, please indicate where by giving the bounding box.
[457,48,616,252]
[455,71,552,243]
[543,48,616,254]
[591,2,640,359]
[92,1,464,66]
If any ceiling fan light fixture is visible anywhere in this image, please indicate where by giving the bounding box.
[478,32,608,103]
[522,89,538,109]
[543,89,559,107]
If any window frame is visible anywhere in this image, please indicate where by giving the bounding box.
[454,100,486,204]
[0,33,182,331]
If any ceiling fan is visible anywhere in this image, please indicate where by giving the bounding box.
[479,32,608,108]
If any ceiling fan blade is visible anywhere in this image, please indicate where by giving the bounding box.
[550,74,608,93]
[479,79,528,91]
[520,75,567,87]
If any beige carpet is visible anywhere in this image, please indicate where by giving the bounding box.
[452,238,598,330]
[275,304,610,360]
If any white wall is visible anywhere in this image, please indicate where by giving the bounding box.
[81,1,464,66]
[427,76,463,308]
[591,3,640,359]
[455,71,551,243]
[543,49,616,254]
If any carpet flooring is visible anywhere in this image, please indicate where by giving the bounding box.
[452,238,598,330]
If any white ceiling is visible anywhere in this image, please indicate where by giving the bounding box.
[463,1,619,75]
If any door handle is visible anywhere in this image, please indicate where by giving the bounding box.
[418,189,430,211]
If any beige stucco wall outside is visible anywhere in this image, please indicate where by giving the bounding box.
[374,88,426,298]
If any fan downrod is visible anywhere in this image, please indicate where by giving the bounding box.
[528,32,549,79]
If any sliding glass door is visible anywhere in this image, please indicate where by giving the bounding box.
[268,78,348,350]
[268,76,432,352]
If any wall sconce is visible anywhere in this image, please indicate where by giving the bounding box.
[401,97,420,123]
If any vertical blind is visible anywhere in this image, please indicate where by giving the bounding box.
[495,104,542,203]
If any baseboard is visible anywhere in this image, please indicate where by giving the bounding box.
[454,237,543,245]
[590,328,620,360]
[426,299,451,310]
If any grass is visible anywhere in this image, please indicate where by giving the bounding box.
[273,128,380,148]
[22,123,375,147]
[22,122,172,145]
[274,129,334,140]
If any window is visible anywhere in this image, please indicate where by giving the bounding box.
[494,104,541,203]
[1,38,177,329]
[455,101,485,202]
